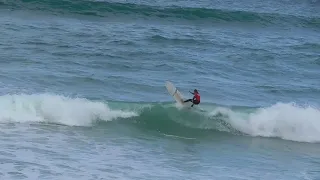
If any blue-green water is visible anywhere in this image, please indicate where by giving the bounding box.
[0,0,320,179]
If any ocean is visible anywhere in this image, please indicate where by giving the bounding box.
[0,0,320,179]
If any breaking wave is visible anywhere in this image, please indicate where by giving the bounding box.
[1,93,319,143]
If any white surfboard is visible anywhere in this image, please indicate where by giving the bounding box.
[165,81,185,105]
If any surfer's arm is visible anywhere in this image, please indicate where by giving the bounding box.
[189,91,194,95]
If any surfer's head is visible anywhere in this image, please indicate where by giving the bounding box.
[194,89,198,93]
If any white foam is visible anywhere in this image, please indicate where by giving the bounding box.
[210,103,320,143]
[0,93,137,126]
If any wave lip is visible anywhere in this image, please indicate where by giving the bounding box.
[0,93,137,126]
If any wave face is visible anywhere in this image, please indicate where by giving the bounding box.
[1,94,320,143]
[1,0,319,28]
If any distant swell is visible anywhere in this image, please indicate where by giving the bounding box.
[1,0,319,28]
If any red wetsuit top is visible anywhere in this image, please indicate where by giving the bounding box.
[193,92,200,102]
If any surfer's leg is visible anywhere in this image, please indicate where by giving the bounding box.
[190,100,199,107]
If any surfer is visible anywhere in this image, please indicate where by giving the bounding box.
[183,89,200,107]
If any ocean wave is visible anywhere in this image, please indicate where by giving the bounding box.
[1,0,319,28]
[0,93,319,143]
[129,102,320,143]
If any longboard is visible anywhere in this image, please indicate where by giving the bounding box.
[165,81,185,105]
